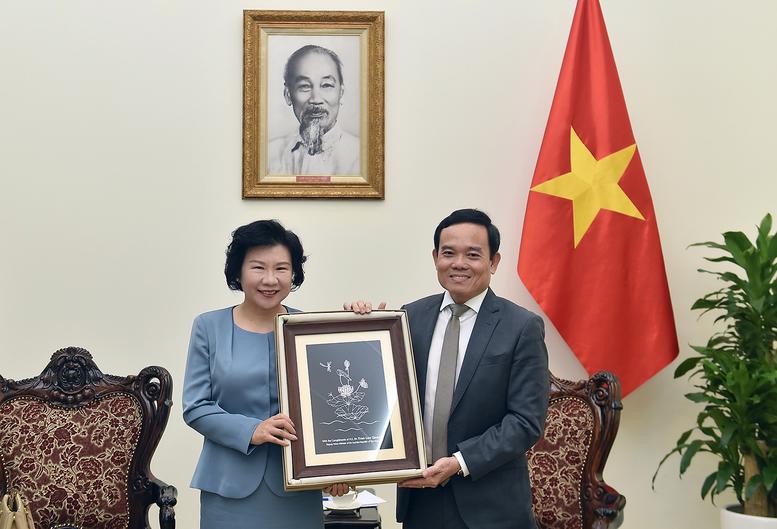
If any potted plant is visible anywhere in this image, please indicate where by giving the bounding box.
[654,214,777,527]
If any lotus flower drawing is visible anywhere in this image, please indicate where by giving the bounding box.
[323,359,370,422]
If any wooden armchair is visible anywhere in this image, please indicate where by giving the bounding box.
[527,371,625,529]
[0,347,177,529]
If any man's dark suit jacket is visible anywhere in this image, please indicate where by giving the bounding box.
[397,289,549,529]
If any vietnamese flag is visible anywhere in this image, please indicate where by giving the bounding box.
[518,0,678,396]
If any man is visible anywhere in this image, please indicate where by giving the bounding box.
[269,45,360,176]
[348,209,549,529]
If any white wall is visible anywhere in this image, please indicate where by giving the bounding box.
[2,1,776,528]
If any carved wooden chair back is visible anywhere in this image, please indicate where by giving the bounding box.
[0,347,176,529]
[527,371,626,529]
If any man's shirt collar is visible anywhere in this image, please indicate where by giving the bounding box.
[440,288,488,314]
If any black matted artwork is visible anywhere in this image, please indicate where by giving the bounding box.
[305,340,393,454]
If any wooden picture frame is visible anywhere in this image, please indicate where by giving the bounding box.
[275,311,426,490]
[243,10,385,199]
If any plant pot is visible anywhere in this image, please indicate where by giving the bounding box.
[721,505,777,529]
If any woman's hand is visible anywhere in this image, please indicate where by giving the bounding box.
[323,483,352,497]
[343,300,387,314]
[251,413,297,446]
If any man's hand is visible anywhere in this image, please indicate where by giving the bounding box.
[398,456,461,489]
[251,413,297,446]
[343,300,387,314]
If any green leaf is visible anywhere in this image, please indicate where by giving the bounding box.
[718,271,747,287]
[722,231,753,268]
[723,231,754,253]
[752,296,765,312]
[689,344,714,355]
[720,424,736,447]
[706,409,728,430]
[758,213,772,244]
[761,413,777,425]
[676,429,694,447]
[685,392,710,403]
[684,392,725,405]
[745,474,764,500]
[703,256,737,264]
[762,466,777,491]
[768,230,777,260]
[716,463,734,493]
[652,445,684,488]
[758,213,772,235]
[689,241,729,251]
[691,298,720,311]
[675,357,703,377]
[699,426,716,438]
[701,471,717,499]
[680,440,704,475]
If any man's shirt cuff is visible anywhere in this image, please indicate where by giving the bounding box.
[453,451,470,477]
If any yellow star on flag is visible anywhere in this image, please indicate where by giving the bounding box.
[531,127,644,247]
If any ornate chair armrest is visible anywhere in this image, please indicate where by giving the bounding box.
[152,480,177,529]
[591,489,626,529]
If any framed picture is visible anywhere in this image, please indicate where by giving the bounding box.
[275,310,426,490]
[243,10,385,199]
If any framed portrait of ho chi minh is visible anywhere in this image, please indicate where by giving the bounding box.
[275,310,426,490]
[243,10,385,199]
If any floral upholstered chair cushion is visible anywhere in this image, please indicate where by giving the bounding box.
[0,394,142,529]
[526,372,625,529]
[528,397,595,529]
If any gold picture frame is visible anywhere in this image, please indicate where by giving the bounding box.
[243,10,385,199]
[275,311,426,490]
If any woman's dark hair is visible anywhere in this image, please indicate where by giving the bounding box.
[224,220,307,291]
[433,208,501,258]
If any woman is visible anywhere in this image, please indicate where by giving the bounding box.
[183,220,346,529]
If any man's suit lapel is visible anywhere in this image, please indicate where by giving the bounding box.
[450,289,500,414]
[412,295,444,412]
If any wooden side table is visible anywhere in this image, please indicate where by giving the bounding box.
[324,506,381,528]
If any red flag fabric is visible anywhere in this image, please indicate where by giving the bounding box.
[518,0,678,396]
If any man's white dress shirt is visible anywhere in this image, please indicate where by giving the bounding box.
[268,122,360,176]
[423,288,488,476]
